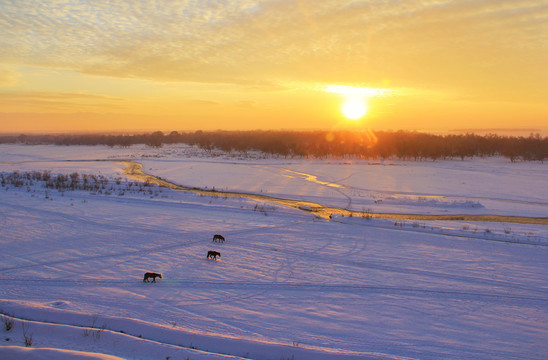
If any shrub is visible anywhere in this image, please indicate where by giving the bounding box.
[1,314,14,331]
[22,322,33,347]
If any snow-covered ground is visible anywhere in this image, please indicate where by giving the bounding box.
[0,144,547,359]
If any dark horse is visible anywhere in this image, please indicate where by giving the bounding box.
[207,251,221,260]
[143,272,162,282]
[212,234,225,243]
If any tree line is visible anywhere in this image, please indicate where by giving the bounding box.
[1,130,546,162]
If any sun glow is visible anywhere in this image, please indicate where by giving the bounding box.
[324,85,391,98]
[322,84,392,121]
[342,98,368,120]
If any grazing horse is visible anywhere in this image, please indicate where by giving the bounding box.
[212,234,225,243]
[207,251,221,260]
[143,272,162,282]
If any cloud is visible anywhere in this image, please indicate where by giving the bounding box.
[183,99,220,107]
[0,68,20,86]
[0,91,123,101]
[0,0,546,97]
[0,91,126,112]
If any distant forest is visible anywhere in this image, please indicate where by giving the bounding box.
[1,130,546,162]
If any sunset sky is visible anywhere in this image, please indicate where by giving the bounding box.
[1,0,547,134]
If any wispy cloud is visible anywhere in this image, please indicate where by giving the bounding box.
[0,0,546,98]
[0,91,126,112]
[322,85,392,98]
[0,67,20,86]
[0,91,123,101]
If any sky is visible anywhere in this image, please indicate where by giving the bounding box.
[0,0,547,134]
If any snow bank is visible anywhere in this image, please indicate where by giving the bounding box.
[0,346,125,360]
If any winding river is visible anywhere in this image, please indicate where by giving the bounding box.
[120,161,548,225]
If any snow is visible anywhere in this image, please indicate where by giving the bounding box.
[0,346,125,360]
[1,143,547,359]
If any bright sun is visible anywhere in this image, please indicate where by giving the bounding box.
[341,98,368,120]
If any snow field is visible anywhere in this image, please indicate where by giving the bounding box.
[0,143,547,359]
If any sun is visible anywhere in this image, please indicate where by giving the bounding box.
[341,98,368,120]
[322,84,390,121]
